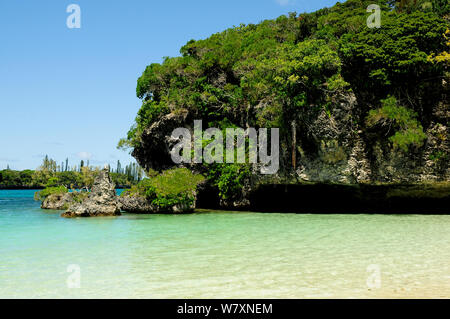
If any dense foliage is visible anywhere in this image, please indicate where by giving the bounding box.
[366,96,427,151]
[0,156,143,189]
[33,185,68,201]
[33,186,89,206]
[121,168,205,210]
[205,164,251,200]
[120,0,449,200]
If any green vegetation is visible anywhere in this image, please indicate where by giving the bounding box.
[366,96,427,151]
[339,9,447,98]
[394,0,450,16]
[119,0,449,194]
[429,150,448,162]
[0,156,144,189]
[122,168,205,210]
[33,185,68,201]
[71,191,89,204]
[33,185,89,207]
[205,164,251,201]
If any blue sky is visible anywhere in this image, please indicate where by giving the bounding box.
[0,0,337,170]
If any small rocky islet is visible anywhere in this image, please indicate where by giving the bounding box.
[61,167,121,218]
[40,166,196,218]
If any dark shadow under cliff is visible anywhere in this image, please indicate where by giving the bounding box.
[197,183,450,214]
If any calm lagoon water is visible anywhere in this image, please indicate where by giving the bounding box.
[1,189,450,299]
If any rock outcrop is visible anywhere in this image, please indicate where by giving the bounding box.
[131,110,191,172]
[118,194,195,214]
[132,89,450,212]
[41,192,79,210]
[62,166,120,218]
[118,195,158,214]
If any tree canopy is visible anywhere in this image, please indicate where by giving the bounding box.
[121,0,448,151]
[119,0,449,201]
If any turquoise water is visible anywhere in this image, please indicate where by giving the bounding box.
[1,189,450,298]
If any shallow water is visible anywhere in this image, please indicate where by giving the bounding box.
[1,189,449,298]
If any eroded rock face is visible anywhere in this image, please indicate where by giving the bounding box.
[62,167,120,218]
[132,89,450,210]
[41,192,77,210]
[132,110,191,172]
[118,194,195,214]
[134,90,449,183]
[118,195,158,214]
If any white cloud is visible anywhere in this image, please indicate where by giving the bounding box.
[77,151,92,160]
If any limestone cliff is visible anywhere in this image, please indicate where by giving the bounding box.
[123,4,450,212]
[131,88,449,212]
